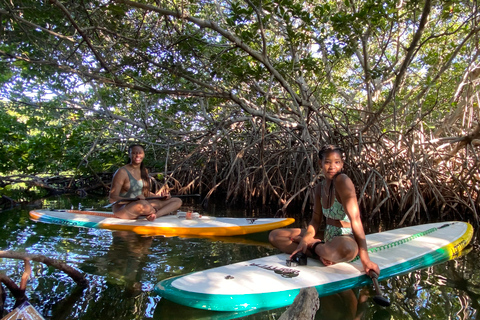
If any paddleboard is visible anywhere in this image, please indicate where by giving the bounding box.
[29,209,295,236]
[154,221,473,311]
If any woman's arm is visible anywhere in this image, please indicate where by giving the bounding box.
[336,174,380,275]
[109,169,128,203]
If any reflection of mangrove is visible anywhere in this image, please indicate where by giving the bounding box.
[81,231,153,294]
[383,247,477,320]
[0,195,18,211]
[280,287,377,320]
[0,251,87,314]
[279,287,319,319]
[48,285,87,320]
[66,231,155,319]
[154,287,375,320]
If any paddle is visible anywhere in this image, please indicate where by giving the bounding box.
[369,271,391,307]
[104,194,201,208]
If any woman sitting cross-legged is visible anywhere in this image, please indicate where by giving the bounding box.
[269,145,380,276]
[109,144,182,221]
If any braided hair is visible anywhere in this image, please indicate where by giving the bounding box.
[318,145,344,161]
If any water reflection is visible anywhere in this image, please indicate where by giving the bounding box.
[318,289,369,320]
[0,197,479,319]
[153,298,251,320]
[82,231,153,295]
[151,288,392,320]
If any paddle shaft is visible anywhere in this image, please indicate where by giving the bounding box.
[369,271,391,307]
[104,194,201,208]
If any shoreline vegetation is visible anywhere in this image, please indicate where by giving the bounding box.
[1,135,478,226]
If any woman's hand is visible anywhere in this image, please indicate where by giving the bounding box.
[290,238,311,259]
[156,190,171,199]
[363,260,380,276]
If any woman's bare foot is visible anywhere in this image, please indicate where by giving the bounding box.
[308,240,335,265]
[146,213,156,221]
[146,208,157,221]
[290,235,303,243]
[320,257,335,266]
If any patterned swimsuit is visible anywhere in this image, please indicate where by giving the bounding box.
[322,197,353,242]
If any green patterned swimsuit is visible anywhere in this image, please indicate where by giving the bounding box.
[322,198,353,242]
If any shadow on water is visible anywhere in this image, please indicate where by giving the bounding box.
[0,195,479,319]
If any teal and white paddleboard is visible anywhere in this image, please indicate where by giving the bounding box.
[154,221,473,311]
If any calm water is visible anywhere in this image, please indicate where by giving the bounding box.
[0,195,479,320]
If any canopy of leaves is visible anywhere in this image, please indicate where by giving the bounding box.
[1,0,479,223]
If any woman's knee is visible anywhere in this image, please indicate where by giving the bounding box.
[268,228,299,245]
[338,245,357,261]
[134,201,154,214]
[172,197,182,208]
[114,207,138,219]
[334,238,358,261]
[268,229,281,244]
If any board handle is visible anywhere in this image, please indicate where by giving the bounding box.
[369,271,391,307]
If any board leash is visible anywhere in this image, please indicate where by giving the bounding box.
[351,223,454,262]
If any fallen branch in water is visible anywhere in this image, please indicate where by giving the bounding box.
[0,260,30,309]
[0,251,88,286]
[0,251,88,314]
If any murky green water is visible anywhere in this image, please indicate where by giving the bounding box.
[0,195,479,320]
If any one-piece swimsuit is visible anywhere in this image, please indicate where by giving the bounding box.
[119,167,143,198]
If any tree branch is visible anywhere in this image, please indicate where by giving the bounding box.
[114,0,311,109]
[49,0,111,73]
[0,251,88,287]
[361,0,432,133]
[0,8,75,42]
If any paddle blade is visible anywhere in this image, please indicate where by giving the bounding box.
[373,295,391,307]
[369,271,391,307]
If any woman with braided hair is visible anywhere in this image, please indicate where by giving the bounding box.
[269,145,379,276]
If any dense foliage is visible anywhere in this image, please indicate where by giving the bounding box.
[1,0,479,223]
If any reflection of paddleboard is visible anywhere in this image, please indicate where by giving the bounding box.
[153,298,263,320]
[155,221,473,311]
[29,209,295,236]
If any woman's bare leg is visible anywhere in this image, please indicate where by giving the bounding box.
[150,197,182,219]
[113,200,156,220]
[268,228,304,254]
[270,229,357,266]
[269,228,327,256]
[313,236,358,265]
